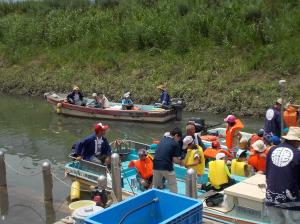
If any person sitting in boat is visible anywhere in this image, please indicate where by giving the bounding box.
[128,149,153,191]
[86,93,101,108]
[156,84,170,108]
[98,92,110,109]
[204,141,232,161]
[223,115,244,157]
[182,136,205,177]
[249,129,265,146]
[74,123,111,165]
[67,85,86,106]
[231,149,253,177]
[181,123,206,155]
[248,140,267,174]
[121,92,134,110]
[207,152,232,191]
[239,137,249,151]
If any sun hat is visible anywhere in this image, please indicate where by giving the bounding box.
[94,123,109,133]
[124,92,130,98]
[236,149,246,159]
[163,132,171,138]
[156,85,166,90]
[252,140,266,152]
[73,85,80,91]
[276,98,282,105]
[216,152,226,160]
[257,129,265,137]
[211,141,220,149]
[282,127,300,142]
[182,136,194,149]
[92,93,97,97]
[224,115,236,123]
[138,149,147,156]
[271,135,281,145]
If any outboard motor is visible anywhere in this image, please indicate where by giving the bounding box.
[170,98,186,121]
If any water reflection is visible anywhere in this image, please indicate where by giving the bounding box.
[0,187,8,221]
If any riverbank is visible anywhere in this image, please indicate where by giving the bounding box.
[0,0,299,116]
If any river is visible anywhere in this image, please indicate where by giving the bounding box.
[0,94,263,223]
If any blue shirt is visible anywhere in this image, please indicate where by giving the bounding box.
[153,137,181,171]
[264,106,281,137]
[121,98,133,106]
[74,134,111,161]
[265,142,300,210]
[160,90,170,105]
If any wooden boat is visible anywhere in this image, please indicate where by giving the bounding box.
[44,92,185,123]
[64,139,270,224]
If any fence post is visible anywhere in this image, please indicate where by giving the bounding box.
[42,162,53,201]
[185,168,197,199]
[0,151,7,187]
[111,153,122,202]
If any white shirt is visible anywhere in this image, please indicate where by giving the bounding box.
[95,137,103,155]
[101,95,110,108]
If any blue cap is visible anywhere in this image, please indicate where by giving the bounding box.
[257,129,265,137]
[283,127,289,134]
[271,136,281,145]
[263,134,272,145]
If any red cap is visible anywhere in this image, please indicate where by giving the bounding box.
[212,141,220,149]
[95,123,109,134]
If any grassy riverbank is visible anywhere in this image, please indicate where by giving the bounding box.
[0,0,299,116]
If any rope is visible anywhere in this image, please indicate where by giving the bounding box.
[4,160,42,177]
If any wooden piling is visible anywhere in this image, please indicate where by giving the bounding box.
[0,151,7,187]
[42,162,53,201]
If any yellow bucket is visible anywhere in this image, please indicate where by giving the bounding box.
[68,200,96,211]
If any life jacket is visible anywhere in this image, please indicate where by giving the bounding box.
[231,159,246,177]
[208,160,229,189]
[184,145,205,175]
[249,134,263,146]
[128,156,153,179]
[283,106,298,127]
[204,148,232,159]
[225,119,244,150]
[248,151,267,173]
[200,135,218,142]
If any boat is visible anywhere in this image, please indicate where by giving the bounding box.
[44,92,185,123]
[64,139,270,224]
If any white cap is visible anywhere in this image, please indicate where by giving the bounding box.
[216,153,226,160]
[92,93,97,97]
[163,132,171,138]
[124,92,130,98]
[182,136,194,149]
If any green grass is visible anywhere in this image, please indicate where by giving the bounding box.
[0,0,299,116]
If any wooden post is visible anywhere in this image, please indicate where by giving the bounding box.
[0,151,7,187]
[42,162,53,201]
[0,186,9,221]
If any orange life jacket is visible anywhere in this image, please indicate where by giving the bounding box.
[204,148,232,159]
[249,135,263,146]
[248,151,267,173]
[225,119,244,150]
[128,156,153,179]
[283,106,298,127]
[200,135,218,142]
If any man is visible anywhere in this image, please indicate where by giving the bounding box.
[264,98,282,137]
[121,92,134,110]
[74,123,111,165]
[67,85,85,106]
[153,127,182,193]
[265,127,300,224]
[86,93,101,108]
[185,123,206,150]
[157,85,170,107]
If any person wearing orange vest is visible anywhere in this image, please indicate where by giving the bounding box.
[283,101,299,128]
[128,149,153,190]
[249,129,265,146]
[224,115,244,156]
[204,141,232,160]
[248,140,268,174]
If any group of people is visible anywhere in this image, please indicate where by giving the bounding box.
[66,84,171,110]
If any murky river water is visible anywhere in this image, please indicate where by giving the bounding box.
[0,94,263,223]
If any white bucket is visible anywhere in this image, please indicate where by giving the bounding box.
[72,205,103,224]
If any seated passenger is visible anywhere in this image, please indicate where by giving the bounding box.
[182,136,205,177]
[204,141,232,160]
[239,137,250,151]
[231,149,253,177]
[67,85,85,106]
[86,93,101,108]
[98,92,110,108]
[248,140,268,174]
[121,92,134,110]
[250,129,265,146]
[156,84,170,107]
[128,149,153,191]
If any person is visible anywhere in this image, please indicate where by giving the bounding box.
[231,149,253,177]
[128,149,153,191]
[98,92,110,109]
[248,140,267,174]
[67,85,85,106]
[153,127,182,193]
[204,141,232,160]
[265,127,300,224]
[264,98,282,137]
[224,115,244,155]
[283,100,299,128]
[74,123,111,165]
[185,123,207,150]
[182,136,205,176]
[121,92,134,110]
[239,137,249,151]
[157,85,170,106]
[86,93,101,108]
[249,129,265,146]
[208,152,231,190]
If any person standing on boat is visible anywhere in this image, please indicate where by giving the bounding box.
[265,127,300,224]
[157,85,170,108]
[153,127,182,193]
[184,123,207,152]
[264,98,282,137]
[67,85,85,106]
[75,123,111,165]
[224,115,244,156]
[121,92,134,110]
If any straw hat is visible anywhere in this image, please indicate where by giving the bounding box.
[282,127,300,142]
[73,85,80,91]
[276,98,282,105]
[124,92,130,98]
[157,85,166,91]
[252,140,266,152]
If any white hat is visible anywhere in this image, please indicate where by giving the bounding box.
[236,149,246,158]
[124,92,130,98]
[276,98,282,105]
[163,132,171,138]
[92,93,97,97]
[182,136,194,149]
[252,140,266,152]
[282,127,300,142]
[216,153,226,160]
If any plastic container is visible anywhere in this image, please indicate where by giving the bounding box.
[85,189,202,224]
[69,200,96,211]
[72,205,103,224]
